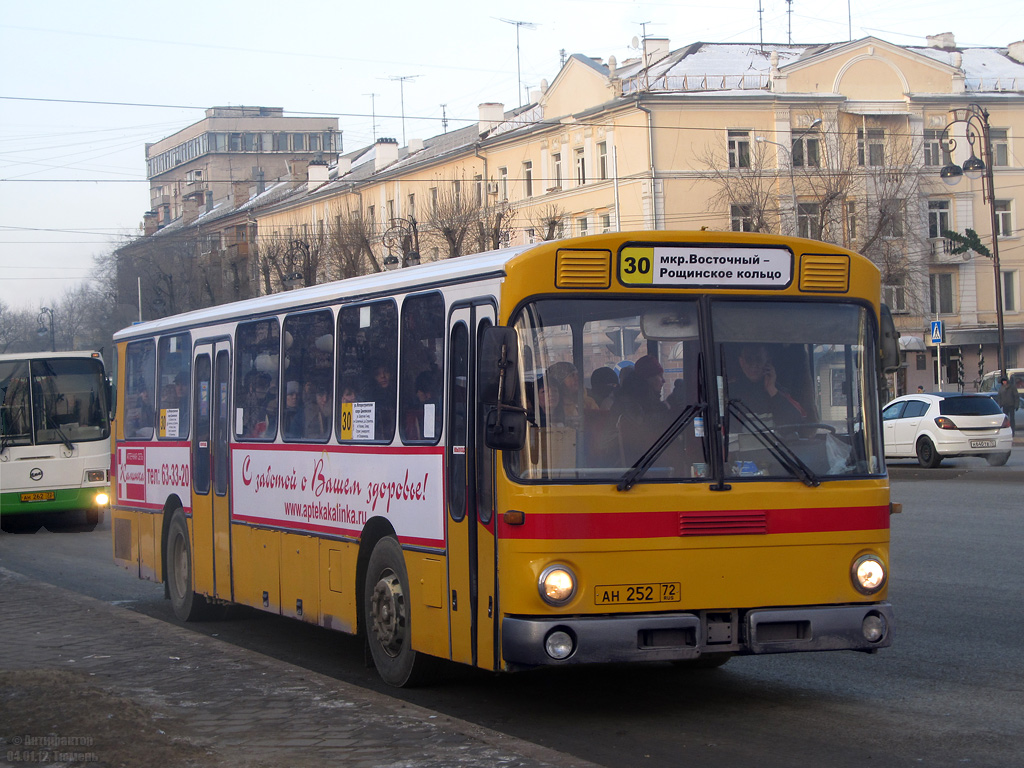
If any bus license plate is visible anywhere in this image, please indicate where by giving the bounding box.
[971,439,996,448]
[20,491,55,503]
[594,583,681,605]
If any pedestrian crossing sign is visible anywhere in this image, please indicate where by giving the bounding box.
[930,321,944,344]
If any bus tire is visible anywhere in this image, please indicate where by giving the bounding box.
[364,536,434,687]
[166,508,211,622]
[673,653,733,670]
[916,437,942,468]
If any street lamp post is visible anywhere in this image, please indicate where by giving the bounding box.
[37,306,55,352]
[940,104,1006,375]
[755,118,822,238]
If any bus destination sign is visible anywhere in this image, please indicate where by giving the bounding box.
[619,245,793,289]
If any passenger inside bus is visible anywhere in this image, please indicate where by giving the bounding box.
[611,355,669,463]
[728,343,810,425]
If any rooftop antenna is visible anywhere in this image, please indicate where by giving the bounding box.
[440,104,448,133]
[363,92,379,143]
[497,18,538,107]
[786,0,793,44]
[387,75,419,146]
[758,0,764,52]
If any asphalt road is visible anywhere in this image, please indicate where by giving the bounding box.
[2,454,1022,768]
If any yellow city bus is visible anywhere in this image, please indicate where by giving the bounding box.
[111,230,899,686]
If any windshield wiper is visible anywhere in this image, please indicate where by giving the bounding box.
[727,399,820,487]
[617,403,703,492]
[46,414,75,452]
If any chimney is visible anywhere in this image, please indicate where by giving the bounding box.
[290,159,310,182]
[143,211,158,236]
[374,138,399,171]
[643,37,671,64]
[1008,40,1024,63]
[408,138,425,153]
[308,161,329,191]
[252,166,265,195]
[232,181,250,207]
[478,103,505,136]
[926,32,956,50]
[336,157,352,176]
[182,190,204,226]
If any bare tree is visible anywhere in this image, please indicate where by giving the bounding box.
[528,204,568,241]
[473,200,517,253]
[423,177,479,258]
[695,139,779,233]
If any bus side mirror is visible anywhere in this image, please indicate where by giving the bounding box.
[879,304,901,374]
[480,326,526,451]
[480,326,520,406]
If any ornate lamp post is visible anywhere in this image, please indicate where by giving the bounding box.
[37,306,55,352]
[940,104,1006,374]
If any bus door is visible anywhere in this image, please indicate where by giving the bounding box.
[446,303,497,669]
[190,340,233,600]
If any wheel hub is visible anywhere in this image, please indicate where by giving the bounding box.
[370,569,406,657]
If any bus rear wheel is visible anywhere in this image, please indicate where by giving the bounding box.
[166,509,213,622]
[364,536,434,687]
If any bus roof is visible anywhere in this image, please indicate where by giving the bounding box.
[0,351,104,362]
[113,243,532,342]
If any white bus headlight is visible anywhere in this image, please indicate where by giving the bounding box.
[538,564,576,606]
[94,492,110,506]
[852,555,887,595]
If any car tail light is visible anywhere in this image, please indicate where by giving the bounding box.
[1002,416,1011,429]
[934,416,958,430]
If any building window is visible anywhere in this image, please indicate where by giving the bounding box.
[228,133,243,152]
[1003,270,1018,312]
[930,272,955,315]
[858,128,885,166]
[728,130,751,169]
[600,212,612,233]
[498,167,508,200]
[523,161,533,197]
[881,199,905,238]
[995,200,1013,238]
[792,132,820,167]
[273,133,288,151]
[551,153,562,189]
[928,199,951,239]
[407,193,416,221]
[731,204,755,232]
[474,174,483,206]
[846,200,857,242]
[990,129,1009,167]
[367,205,376,235]
[883,282,908,313]
[598,142,609,179]
[797,202,822,239]
[292,133,305,151]
[430,187,438,213]
[577,216,589,236]
[923,129,951,167]
[575,147,586,185]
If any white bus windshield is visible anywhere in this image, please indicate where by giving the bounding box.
[0,358,110,447]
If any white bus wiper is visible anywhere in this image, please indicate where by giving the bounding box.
[617,403,703,492]
[46,413,75,452]
[727,400,820,487]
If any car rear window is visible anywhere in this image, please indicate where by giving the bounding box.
[939,396,1002,416]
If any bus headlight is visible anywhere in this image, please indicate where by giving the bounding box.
[538,564,576,606]
[545,629,576,660]
[851,554,887,595]
[862,612,887,643]
[94,492,109,506]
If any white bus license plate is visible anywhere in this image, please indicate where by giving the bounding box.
[595,583,681,605]
[20,491,55,502]
[971,439,996,448]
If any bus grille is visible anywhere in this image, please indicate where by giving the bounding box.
[799,254,850,292]
[679,509,768,536]
[555,249,612,288]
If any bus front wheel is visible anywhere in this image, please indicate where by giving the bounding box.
[166,509,211,622]
[364,536,434,687]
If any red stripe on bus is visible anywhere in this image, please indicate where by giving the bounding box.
[497,506,889,540]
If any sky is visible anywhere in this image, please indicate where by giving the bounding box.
[1,0,1018,310]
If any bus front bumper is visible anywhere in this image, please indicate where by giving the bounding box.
[501,603,893,668]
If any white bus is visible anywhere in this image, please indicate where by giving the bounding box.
[0,351,111,532]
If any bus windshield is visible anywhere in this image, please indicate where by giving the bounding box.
[0,357,110,447]
[508,297,883,483]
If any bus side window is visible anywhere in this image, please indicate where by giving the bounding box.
[234,319,280,441]
[337,300,398,442]
[157,332,191,440]
[282,310,334,442]
[124,340,156,440]
[399,292,444,443]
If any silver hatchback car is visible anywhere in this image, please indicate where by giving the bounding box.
[882,392,1012,467]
